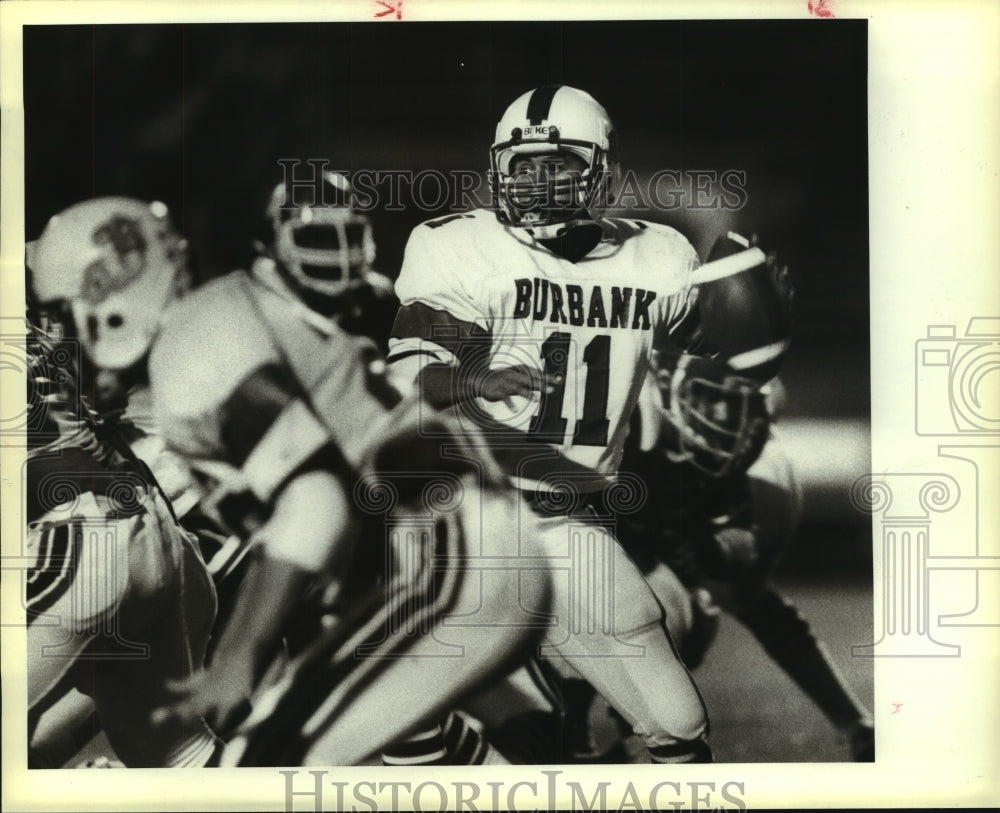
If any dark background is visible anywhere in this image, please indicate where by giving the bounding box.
[23,19,870,562]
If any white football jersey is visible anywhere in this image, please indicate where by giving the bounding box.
[388,208,698,491]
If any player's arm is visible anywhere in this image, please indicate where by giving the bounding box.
[165,467,355,733]
[151,352,365,733]
[387,222,552,408]
[390,301,551,408]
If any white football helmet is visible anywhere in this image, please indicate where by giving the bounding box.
[490,85,619,237]
[265,172,376,298]
[30,198,188,370]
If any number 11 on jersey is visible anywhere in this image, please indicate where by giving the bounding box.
[528,333,611,447]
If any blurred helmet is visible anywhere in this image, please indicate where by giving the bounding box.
[30,198,187,370]
[264,172,376,298]
[658,352,771,479]
[490,85,619,237]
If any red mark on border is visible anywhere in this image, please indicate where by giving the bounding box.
[375,0,403,19]
[891,703,903,714]
[807,0,835,17]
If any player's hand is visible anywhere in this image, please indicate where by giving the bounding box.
[479,364,558,404]
[711,524,759,574]
[153,659,255,736]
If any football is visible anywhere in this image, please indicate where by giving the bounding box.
[692,232,793,383]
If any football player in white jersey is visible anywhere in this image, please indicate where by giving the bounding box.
[388,85,712,763]
[29,196,550,766]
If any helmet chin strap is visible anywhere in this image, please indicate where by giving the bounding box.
[524,216,591,240]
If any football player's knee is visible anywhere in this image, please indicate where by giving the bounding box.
[66,522,132,632]
[663,692,709,743]
[620,629,708,743]
[641,561,694,645]
[645,695,709,745]
[610,565,670,637]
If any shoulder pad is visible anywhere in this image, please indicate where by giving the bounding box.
[150,272,282,457]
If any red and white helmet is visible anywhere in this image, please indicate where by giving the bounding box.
[264,172,376,298]
[29,197,187,370]
[490,85,619,236]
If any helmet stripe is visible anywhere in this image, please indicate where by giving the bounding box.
[727,338,790,371]
[526,84,562,125]
[690,247,767,285]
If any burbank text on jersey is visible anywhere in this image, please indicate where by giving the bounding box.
[21,80,873,777]
[512,278,658,330]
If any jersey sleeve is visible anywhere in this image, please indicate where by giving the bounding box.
[393,219,488,324]
[388,220,492,377]
[655,233,702,351]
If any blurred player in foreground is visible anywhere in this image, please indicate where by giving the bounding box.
[249,171,513,765]
[29,196,550,766]
[23,322,218,768]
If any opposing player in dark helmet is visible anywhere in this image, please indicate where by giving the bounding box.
[251,171,397,353]
[617,232,876,761]
[29,196,551,766]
